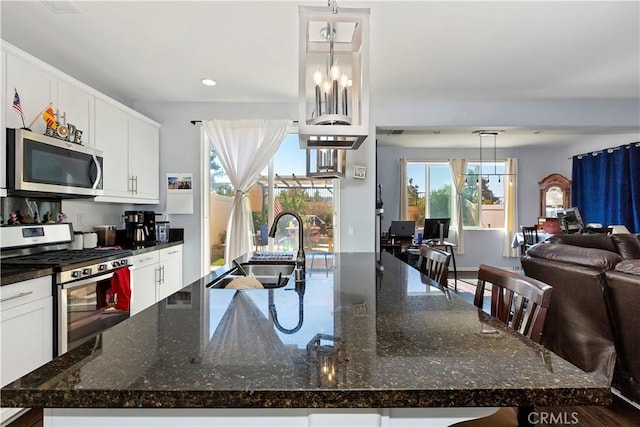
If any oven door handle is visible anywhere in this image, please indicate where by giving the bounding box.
[61,266,134,289]
[62,272,116,289]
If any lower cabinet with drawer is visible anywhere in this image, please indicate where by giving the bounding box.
[0,276,53,425]
[156,246,183,302]
[130,245,183,316]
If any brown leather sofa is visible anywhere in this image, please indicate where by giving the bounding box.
[521,233,640,404]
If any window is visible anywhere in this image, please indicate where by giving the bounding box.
[208,134,336,269]
[407,162,452,226]
[407,161,505,229]
[462,162,505,229]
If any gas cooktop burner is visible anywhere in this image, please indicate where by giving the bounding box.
[2,248,133,268]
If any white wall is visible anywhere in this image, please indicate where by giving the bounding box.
[61,200,152,233]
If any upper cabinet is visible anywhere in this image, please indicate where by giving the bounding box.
[94,99,160,203]
[1,49,6,196]
[94,98,131,199]
[128,117,160,201]
[1,41,160,203]
[57,79,94,147]
[4,51,56,135]
[539,173,571,217]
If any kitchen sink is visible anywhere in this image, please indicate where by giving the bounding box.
[207,262,295,289]
[238,263,295,278]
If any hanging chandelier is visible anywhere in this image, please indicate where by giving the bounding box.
[464,130,516,185]
[298,1,370,150]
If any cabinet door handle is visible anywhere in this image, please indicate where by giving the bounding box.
[134,176,138,194]
[129,176,135,194]
[167,250,180,255]
[161,265,165,284]
[0,291,34,303]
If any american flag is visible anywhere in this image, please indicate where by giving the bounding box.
[274,197,282,216]
[12,89,24,118]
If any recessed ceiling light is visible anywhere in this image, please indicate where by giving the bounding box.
[201,78,217,86]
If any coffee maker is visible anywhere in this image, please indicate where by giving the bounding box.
[124,211,156,245]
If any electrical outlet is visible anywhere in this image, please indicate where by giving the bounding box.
[512,266,522,271]
[348,225,355,236]
[76,213,84,226]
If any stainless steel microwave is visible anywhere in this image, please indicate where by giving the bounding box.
[6,128,103,198]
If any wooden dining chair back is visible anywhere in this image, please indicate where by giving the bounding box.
[520,226,539,256]
[417,246,451,288]
[474,264,553,344]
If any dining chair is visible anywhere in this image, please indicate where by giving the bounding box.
[416,245,451,288]
[474,264,553,343]
[451,265,553,427]
[520,225,539,256]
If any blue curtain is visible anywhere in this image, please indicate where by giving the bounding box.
[572,143,640,233]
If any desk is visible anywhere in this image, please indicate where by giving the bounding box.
[1,252,610,427]
[382,241,458,291]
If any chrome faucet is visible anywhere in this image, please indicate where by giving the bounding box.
[269,211,305,272]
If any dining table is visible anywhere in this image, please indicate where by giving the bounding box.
[0,251,610,427]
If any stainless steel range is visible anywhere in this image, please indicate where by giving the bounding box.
[1,223,133,355]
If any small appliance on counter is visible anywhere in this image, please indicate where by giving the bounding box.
[94,225,116,246]
[155,221,170,244]
[83,232,98,249]
[124,210,156,245]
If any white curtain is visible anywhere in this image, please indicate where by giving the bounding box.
[203,119,291,261]
[399,158,408,220]
[502,158,519,257]
[448,159,467,255]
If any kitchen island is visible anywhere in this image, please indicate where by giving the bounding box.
[1,252,610,426]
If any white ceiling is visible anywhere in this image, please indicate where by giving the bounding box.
[2,1,639,147]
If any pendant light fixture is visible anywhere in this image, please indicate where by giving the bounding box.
[298,1,370,150]
[464,130,516,185]
[306,147,346,179]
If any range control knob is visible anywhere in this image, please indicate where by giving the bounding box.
[98,264,107,271]
[71,271,81,278]
[82,268,92,276]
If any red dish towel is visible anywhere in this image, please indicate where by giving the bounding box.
[108,267,131,311]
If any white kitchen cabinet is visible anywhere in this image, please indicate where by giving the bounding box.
[94,98,131,199]
[130,245,183,316]
[5,51,57,135]
[156,246,183,302]
[0,276,53,425]
[128,117,160,201]
[94,99,160,204]
[130,251,160,316]
[1,48,6,196]
[57,79,94,147]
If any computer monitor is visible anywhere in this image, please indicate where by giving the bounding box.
[388,221,415,242]
[556,207,585,233]
[423,218,450,242]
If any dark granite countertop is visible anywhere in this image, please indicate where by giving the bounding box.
[0,265,54,285]
[0,238,184,286]
[126,239,184,255]
[0,252,610,409]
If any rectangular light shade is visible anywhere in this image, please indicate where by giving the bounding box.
[298,5,370,150]
[306,148,346,179]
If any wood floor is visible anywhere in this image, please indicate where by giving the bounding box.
[451,273,640,427]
